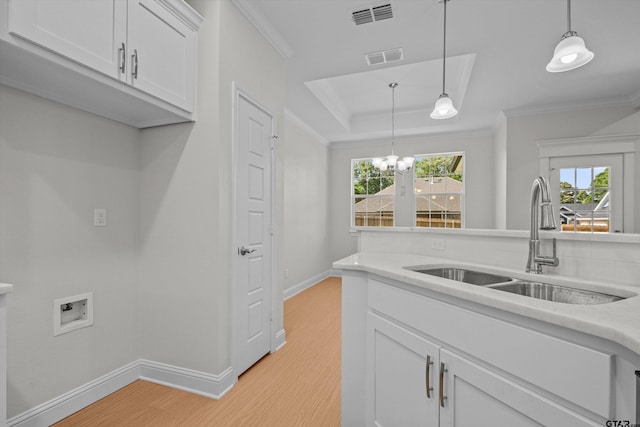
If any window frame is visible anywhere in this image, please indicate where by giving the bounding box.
[539,134,637,234]
[350,152,466,229]
[550,155,622,233]
[351,157,396,228]
[412,151,465,229]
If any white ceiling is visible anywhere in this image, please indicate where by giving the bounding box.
[232,0,640,143]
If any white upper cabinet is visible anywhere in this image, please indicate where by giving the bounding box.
[8,0,128,79]
[127,0,196,111]
[0,0,202,128]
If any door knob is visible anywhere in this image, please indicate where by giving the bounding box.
[239,246,256,256]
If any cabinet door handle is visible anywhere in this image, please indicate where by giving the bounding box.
[439,362,448,407]
[118,42,126,74]
[131,49,138,79]
[425,355,434,398]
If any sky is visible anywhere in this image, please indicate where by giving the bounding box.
[560,166,608,189]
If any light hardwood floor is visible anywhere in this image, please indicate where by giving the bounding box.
[54,277,342,426]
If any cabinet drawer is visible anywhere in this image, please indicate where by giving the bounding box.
[369,279,614,418]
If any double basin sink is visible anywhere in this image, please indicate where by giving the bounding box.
[405,266,624,305]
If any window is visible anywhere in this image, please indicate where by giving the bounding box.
[550,154,622,233]
[352,158,395,227]
[540,134,637,234]
[413,153,464,228]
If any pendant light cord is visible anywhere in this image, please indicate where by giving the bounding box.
[566,0,572,33]
[390,82,397,155]
[441,0,448,95]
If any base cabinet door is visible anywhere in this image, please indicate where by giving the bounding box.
[368,314,440,426]
[439,349,601,427]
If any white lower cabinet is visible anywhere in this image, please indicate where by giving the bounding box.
[368,313,439,426]
[367,312,599,426]
[341,275,634,427]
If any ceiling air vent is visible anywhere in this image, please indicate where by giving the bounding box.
[372,4,393,21]
[365,47,404,66]
[352,3,393,26]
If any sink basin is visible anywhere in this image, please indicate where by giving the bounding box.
[408,267,513,286]
[491,281,623,305]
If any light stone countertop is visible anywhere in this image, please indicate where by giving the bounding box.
[334,252,640,356]
[0,283,13,295]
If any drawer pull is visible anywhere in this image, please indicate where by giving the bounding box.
[439,362,448,407]
[118,42,126,74]
[132,49,139,79]
[425,355,434,398]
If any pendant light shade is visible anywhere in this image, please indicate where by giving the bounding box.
[431,0,457,120]
[431,94,458,120]
[546,0,594,73]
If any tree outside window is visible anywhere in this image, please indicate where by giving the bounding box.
[352,159,395,227]
[414,154,464,228]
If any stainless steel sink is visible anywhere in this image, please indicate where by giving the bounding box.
[408,267,513,286]
[491,281,623,305]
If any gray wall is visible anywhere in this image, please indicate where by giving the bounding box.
[139,0,285,374]
[0,85,140,417]
[282,110,332,293]
[503,105,638,230]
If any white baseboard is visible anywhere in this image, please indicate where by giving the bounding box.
[8,361,140,427]
[273,328,286,352]
[283,269,340,300]
[8,360,235,426]
[139,359,234,400]
[6,273,341,426]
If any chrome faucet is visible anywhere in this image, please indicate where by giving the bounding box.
[526,176,559,273]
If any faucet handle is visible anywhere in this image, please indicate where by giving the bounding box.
[550,238,559,267]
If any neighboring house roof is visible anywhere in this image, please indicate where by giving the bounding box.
[560,203,610,220]
[354,177,462,213]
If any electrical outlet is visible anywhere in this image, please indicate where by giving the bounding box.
[94,208,107,227]
[431,238,446,251]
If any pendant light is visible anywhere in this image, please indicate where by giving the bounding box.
[546,0,594,73]
[431,0,457,120]
[372,83,414,173]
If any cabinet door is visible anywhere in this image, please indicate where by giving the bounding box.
[127,0,196,112]
[367,313,440,427]
[8,0,127,78]
[439,349,601,427]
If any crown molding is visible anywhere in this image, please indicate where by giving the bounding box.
[285,108,329,146]
[329,128,494,149]
[231,0,294,59]
[503,94,638,118]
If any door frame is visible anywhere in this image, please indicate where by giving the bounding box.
[230,82,278,382]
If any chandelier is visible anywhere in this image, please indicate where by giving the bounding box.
[372,82,414,173]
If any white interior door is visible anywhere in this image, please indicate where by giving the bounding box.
[235,94,273,376]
